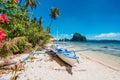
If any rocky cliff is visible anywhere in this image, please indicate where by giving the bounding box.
[71,33,86,41]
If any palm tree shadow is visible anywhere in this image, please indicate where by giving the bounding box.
[48,54,73,75]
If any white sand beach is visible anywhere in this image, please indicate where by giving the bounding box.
[0,53,120,80]
[0,45,120,80]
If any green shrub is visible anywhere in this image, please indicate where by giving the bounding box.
[8,24,26,38]
[12,37,32,53]
[27,27,52,47]
[0,37,32,58]
[0,41,19,58]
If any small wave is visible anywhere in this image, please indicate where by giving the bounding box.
[101,46,108,48]
[113,47,120,50]
[91,49,103,52]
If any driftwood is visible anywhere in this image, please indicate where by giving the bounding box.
[0,69,10,77]
[0,60,16,78]
[0,60,4,67]
[0,59,16,67]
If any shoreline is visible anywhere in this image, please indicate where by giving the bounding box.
[65,42,120,72]
[78,51,120,71]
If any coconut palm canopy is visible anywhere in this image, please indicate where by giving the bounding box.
[50,7,60,20]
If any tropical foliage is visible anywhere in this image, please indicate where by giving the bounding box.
[0,0,55,58]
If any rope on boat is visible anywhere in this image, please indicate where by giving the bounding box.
[73,51,80,64]
[34,51,55,54]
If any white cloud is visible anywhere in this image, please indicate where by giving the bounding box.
[71,34,73,36]
[88,32,120,40]
[95,33,120,38]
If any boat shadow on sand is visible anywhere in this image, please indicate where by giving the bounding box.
[47,53,73,75]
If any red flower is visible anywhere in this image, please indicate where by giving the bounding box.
[0,16,4,23]
[1,14,8,22]
[0,30,6,41]
[14,0,18,3]
[0,14,8,23]
[0,30,6,46]
[0,42,2,46]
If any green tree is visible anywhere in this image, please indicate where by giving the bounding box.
[47,7,60,33]
[0,0,53,58]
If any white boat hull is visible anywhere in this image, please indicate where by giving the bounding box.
[56,53,77,67]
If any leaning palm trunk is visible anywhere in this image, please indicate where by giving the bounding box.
[49,19,53,27]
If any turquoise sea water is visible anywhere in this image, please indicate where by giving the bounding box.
[55,41,120,69]
[56,41,120,57]
[67,41,120,57]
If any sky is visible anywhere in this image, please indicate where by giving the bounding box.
[32,0,120,40]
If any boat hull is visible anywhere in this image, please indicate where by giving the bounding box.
[56,53,77,67]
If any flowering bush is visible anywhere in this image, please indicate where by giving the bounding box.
[0,14,8,23]
[0,14,8,45]
[0,30,6,46]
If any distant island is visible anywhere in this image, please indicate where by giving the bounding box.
[71,32,87,42]
[58,32,87,42]
[58,33,120,42]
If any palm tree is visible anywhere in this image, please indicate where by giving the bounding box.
[47,7,60,33]
[46,27,50,33]
[38,17,43,31]
[24,0,40,9]
[39,17,43,26]
[49,7,60,27]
